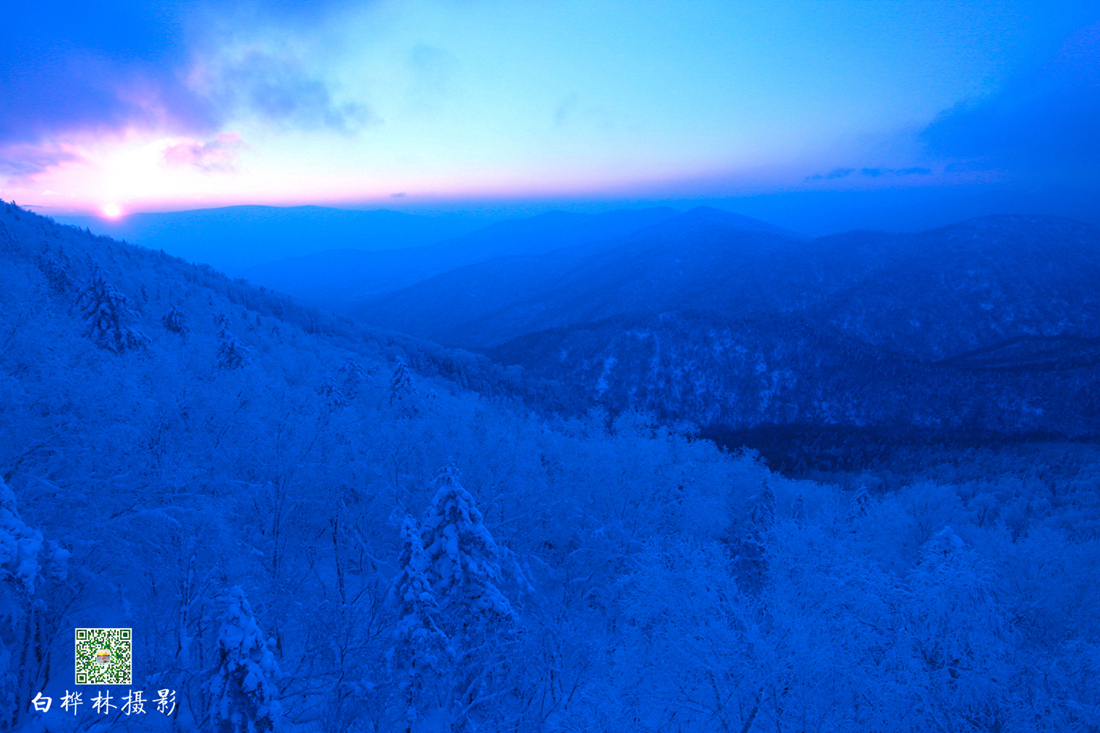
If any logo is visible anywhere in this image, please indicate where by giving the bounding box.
[75,629,132,685]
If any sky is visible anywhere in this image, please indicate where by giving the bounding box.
[1,0,1097,220]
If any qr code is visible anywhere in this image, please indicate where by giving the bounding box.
[75,628,132,685]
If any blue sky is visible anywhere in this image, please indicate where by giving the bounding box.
[1,0,1096,218]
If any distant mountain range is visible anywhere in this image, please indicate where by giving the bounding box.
[53,205,495,272]
[352,207,806,347]
[241,206,687,306]
[353,210,1100,355]
[340,208,1100,439]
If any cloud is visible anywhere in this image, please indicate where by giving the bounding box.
[0,144,83,180]
[860,167,932,178]
[922,22,1100,179]
[805,166,931,182]
[0,1,372,147]
[162,132,247,172]
[198,50,376,133]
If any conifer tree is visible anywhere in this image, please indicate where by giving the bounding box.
[790,492,806,524]
[389,357,416,405]
[338,358,371,398]
[421,465,515,625]
[904,526,1014,730]
[72,265,149,352]
[36,246,72,293]
[731,481,775,593]
[390,465,517,731]
[162,299,190,335]
[388,516,452,732]
[318,374,345,410]
[217,327,251,370]
[208,587,282,733]
[849,484,872,519]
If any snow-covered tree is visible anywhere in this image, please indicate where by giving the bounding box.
[388,516,453,732]
[1,479,48,595]
[208,586,282,733]
[317,374,344,410]
[162,299,190,335]
[72,265,149,352]
[390,464,517,731]
[619,538,768,733]
[36,246,72,293]
[849,484,872,519]
[217,327,251,370]
[790,492,806,524]
[389,356,417,405]
[338,358,371,399]
[901,526,1017,731]
[0,477,68,731]
[731,481,775,593]
[421,464,515,626]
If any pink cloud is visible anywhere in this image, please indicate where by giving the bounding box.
[0,143,84,181]
[162,131,246,172]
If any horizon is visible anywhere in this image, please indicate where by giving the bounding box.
[2,1,1098,226]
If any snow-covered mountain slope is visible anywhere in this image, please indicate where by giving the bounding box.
[489,309,1100,438]
[2,203,1099,732]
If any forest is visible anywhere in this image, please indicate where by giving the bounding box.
[2,201,1099,732]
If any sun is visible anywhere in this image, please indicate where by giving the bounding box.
[101,203,123,219]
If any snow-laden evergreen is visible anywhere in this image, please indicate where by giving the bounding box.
[209,587,283,733]
[421,464,515,623]
[0,476,48,595]
[72,264,150,352]
[388,516,452,732]
[389,356,416,405]
[162,298,191,335]
[217,326,251,369]
[390,464,518,731]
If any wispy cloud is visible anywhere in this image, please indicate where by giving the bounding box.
[0,145,83,180]
[804,167,930,182]
[194,51,376,133]
[162,132,247,172]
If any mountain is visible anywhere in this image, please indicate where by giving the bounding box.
[354,211,1100,357]
[53,205,495,272]
[348,210,1100,440]
[240,206,684,307]
[353,206,806,347]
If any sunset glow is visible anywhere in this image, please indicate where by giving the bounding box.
[0,1,1096,217]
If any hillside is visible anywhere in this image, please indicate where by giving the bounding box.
[490,310,1100,454]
